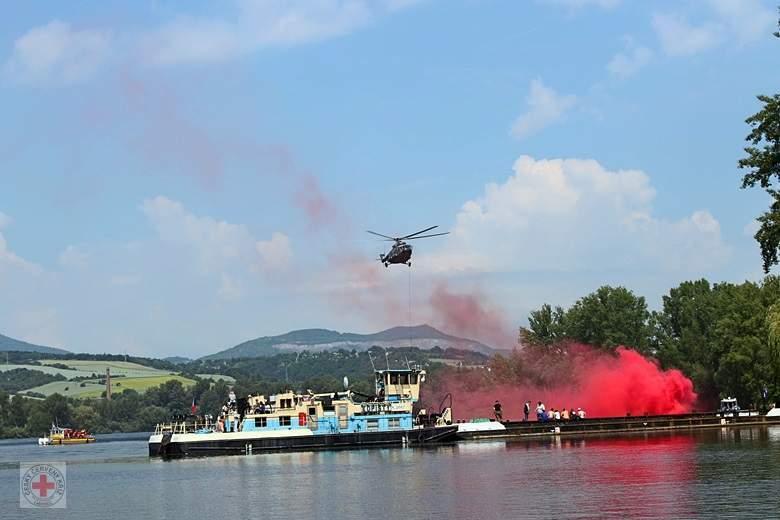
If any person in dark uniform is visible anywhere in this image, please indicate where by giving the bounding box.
[493,400,503,421]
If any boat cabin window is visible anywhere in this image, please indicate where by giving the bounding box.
[279,398,293,409]
[388,418,400,429]
[308,407,316,416]
[255,417,267,428]
[366,419,379,432]
[389,373,398,385]
[280,416,291,426]
[409,374,418,385]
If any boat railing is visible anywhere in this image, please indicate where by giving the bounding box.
[154,418,217,435]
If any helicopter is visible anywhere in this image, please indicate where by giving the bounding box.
[367,226,449,267]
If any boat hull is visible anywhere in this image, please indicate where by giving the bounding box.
[149,426,457,457]
[41,437,97,445]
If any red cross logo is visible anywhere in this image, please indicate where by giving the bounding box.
[31,474,56,497]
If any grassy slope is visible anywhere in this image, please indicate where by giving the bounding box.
[11,359,194,398]
[26,375,196,398]
[39,359,172,377]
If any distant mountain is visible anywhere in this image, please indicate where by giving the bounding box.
[202,324,496,360]
[0,333,69,355]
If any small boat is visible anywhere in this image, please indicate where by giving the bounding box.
[457,418,507,434]
[149,365,457,457]
[38,425,96,445]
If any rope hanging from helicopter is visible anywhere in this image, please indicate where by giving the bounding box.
[408,264,412,347]
[365,225,450,350]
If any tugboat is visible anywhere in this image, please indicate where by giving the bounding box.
[149,366,457,457]
[38,425,96,445]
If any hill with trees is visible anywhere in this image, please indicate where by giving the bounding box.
[203,324,495,359]
[0,334,69,355]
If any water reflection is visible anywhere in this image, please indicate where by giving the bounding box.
[0,428,779,519]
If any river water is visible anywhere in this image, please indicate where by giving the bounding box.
[1,426,779,519]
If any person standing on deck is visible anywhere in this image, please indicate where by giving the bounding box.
[493,400,503,421]
[523,401,530,422]
[536,401,545,421]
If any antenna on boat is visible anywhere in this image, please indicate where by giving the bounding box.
[368,352,376,371]
[405,356,411,370]
[385,350,390,370]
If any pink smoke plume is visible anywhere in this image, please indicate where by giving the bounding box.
[294,174,348,233]
[118,71,224,188]
[430,345,697,420]
[428,282,515,349]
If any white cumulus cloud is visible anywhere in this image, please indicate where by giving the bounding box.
[141,195,291,274]
[423,155,729,275]
[144,0,414,65]
[4,20,111,84]
[708,0,776,44]
[653,0,775,57]
[0,213,40,275]
[510,79,577,140]
[607,41,652,78]
[652,14,721,56]
[255,232,293,272]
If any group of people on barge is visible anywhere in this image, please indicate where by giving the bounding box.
[533,401,586,422]
[491,400,587,423]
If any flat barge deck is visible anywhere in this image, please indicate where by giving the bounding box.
[457,413,780,441]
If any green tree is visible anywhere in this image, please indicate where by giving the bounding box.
[656,277,780,407]
[564,286,652,353]
[71,405,99,432]
[711,282,768,407]
[8,395,28,429]
[655,279,720,401]
[739,14,780,272]
[521,304,567,346]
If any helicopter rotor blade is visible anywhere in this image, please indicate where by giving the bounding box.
[366,230,397,240]
[405,232,450,240]
[400,225,438,240]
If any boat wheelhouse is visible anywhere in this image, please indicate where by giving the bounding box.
[149,366,456,457]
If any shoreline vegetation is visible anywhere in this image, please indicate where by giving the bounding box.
[2,277,779,440]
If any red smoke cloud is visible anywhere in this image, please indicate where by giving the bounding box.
[294,174,347,233]
[429,282,515,349]
[430,345,697,420]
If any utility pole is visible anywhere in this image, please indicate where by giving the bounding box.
[106,367,112,400]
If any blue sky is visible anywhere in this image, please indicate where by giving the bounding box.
[1,0,778,356]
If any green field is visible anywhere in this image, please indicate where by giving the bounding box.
[4,359,200,398]
[0,364,99,379]
[78,375,196,398]
[39,359,173,377]
[195,373,235,383]
[25,375,196,398]
[22,380,107,398]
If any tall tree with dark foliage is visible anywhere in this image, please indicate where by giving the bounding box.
[740,11,780,272]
